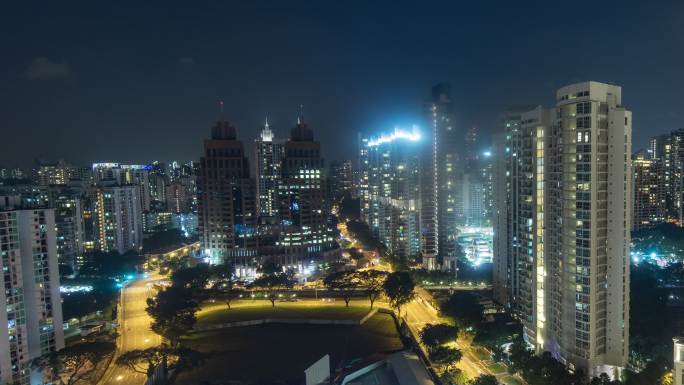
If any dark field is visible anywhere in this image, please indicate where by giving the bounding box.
[175,312,404,385]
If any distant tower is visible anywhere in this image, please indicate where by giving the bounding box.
[278,112,332,247]
[422,83,459,271]
[198,120,257,265]
[255,117,283,220]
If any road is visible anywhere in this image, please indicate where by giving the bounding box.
[99,275,162,385]
[338,217,511,381]
[403,287,492,380]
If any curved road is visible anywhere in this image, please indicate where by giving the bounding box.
[99,275,162,385]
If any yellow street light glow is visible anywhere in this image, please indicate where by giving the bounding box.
[116,375,124,381]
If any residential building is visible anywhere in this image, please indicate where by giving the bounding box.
[33,159,70,186]
[51,192,85,269]
[166,177,194,214]
[494,81,631,377]
[0,196,64,385]
[93,185,143,254]
[632,150,665,230]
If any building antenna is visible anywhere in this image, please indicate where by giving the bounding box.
[218,100,224,120]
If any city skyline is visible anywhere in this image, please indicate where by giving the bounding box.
[3,3,684,385]
[2,1,684,167]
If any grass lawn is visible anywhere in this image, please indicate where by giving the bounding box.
[175,312,404,385]
[196,299,372,326]
[500,375,523,385]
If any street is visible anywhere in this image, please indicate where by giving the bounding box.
[403,287,490,379]
[99,275,162,385]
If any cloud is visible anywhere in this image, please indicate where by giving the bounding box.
[178,57,195,66]
[24,57,72,80]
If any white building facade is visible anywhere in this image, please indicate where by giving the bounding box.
[494,81,631,377]
[0,198,64,385]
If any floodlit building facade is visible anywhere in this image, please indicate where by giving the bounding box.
[365,127,423,261]
[0,197,64,385]
[494,81,631,377]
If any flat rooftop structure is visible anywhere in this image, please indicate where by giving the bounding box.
[341,351,434,385]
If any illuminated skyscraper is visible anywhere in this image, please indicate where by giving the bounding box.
[422,83,459,270]
[198,120,257,265]
[358,135,371,222]
[255,118,283,220]
[0,196,64,385]
[365,127,422,260]
[277,115,332,248]
[495,81,631,377]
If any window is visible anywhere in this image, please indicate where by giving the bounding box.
[577,102,592,114]
[577,116,592,129]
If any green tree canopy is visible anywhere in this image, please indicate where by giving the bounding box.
[470,374,500,385]
[428,345,462,368]
[33,337,115,385]
[323,270,360,306]
[249,271,296,307]
[357,269,388,309]
[420,323,459,349]
[383,271,415,316]
[440,291,484,329]
[146,286,199,346]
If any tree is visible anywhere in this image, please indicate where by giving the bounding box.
[508,337,532,374]
[117,347,173,377]
[33,338,115,385]
[440,291,484,329]
[383,271,415,316]
[171,264,211,293]
[420,323,459,349]
[78,250,143,279]
[116,346,210,379]
[428,346,462,368]
[146,286,199,346]
[249,272,295,307]
[357,269,387,309]
[323,270,359,307]
[470,374,499,385]
[142,228,187,253]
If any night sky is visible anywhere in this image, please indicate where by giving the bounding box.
[1,1,683,168]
